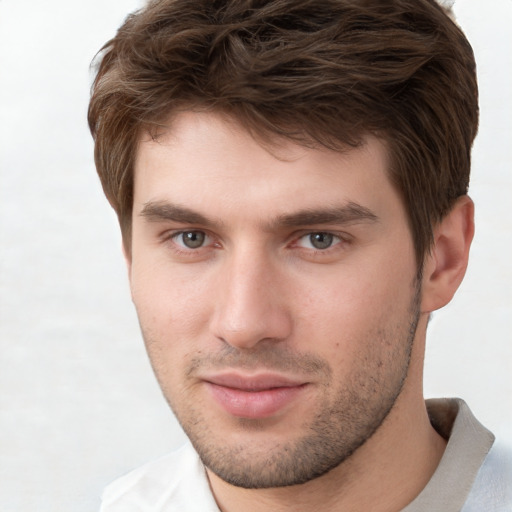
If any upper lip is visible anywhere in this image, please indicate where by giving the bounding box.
[202,372,306,391]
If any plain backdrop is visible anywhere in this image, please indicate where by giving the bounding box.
[0,1,511,511]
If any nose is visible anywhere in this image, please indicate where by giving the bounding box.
[209,248,293,350]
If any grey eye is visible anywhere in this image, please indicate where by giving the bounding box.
[180,231,206,249]
[309,232,334,250]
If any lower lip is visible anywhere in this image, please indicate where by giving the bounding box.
[205,382,306,419]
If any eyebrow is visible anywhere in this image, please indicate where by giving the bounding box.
[140,201,222,229]
[139,200,378,229]
[273,203,378,228]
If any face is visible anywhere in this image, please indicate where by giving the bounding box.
[129,111,421,488]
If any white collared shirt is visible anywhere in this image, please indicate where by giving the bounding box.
[100,398,512,511]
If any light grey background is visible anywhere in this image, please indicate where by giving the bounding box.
[0,1,510,511]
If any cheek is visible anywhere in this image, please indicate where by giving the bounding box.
[129,257,215,355]
[131,266,210,399]
[294,258,415,358]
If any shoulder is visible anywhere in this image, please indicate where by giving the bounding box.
[462,440,512,512]
[100,443,220,512]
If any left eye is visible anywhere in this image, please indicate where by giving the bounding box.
[297,232,340,250]
[173,231,210,249]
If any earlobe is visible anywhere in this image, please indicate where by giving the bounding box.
[421,196,475,313]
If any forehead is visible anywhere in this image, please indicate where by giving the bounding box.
[133,111,402,224]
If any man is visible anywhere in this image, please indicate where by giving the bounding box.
[88,0,511,510]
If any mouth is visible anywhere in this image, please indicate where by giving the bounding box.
[202,372,308,419]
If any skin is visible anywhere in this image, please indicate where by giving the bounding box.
[127,111,474,512]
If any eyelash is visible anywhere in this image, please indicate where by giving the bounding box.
[294,232,344,251]
[162,229,351,258]
[164,230,217,256]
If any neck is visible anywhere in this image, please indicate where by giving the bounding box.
[207,319,446,512]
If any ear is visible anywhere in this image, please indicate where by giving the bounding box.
[421,195,475,313]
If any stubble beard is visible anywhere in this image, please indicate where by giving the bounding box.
[143,286,421,489]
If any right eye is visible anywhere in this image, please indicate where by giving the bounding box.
[172,231,210,249]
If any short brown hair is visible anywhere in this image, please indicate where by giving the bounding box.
[88,0,478,270]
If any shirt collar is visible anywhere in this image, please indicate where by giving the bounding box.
[402,398,495,511]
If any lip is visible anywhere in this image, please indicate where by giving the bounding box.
[202,372,308,419]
